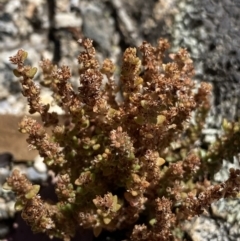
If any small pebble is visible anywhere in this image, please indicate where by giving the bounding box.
[26,167,48,183]
[33,155,47,173]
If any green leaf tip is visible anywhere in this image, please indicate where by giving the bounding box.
[25,185,40,199]
[26,67,38,78]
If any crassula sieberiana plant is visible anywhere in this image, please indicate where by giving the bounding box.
[5,38,240,241]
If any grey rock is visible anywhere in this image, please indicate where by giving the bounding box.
[172,0,240,123]
[214,157,240,182]
[0,167,10,186]
[0,13,18,36]
[81,2,114,55]
[184,214,240,241]
[55,13,82,28]
[0,200,15,220]
[26,166,48,183]
[70,0,80,9]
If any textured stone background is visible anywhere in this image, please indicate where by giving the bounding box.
[1,0,240,240]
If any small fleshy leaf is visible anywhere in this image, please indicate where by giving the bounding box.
[2,182,12,191]
[149,218,157,226]
[156,157,165,166]
[93,226,102,237]
[134,116,144,125]
[112,195,122,212]
[103,217,111,225]
[26,67,38,78]
[140,100,147,108]
[156,115,166,126]
[15,200,24,211]
[134,77,143,86]
[25,185,40,199]
[92,144,100,150]
[22,51,28,61]
[13,69,21,77]
[81,119,90,128]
